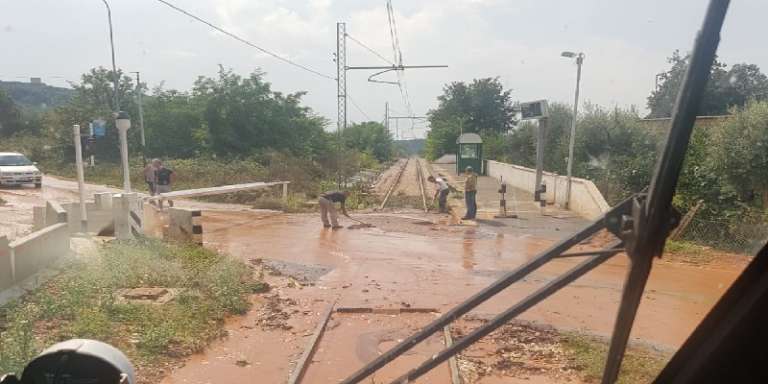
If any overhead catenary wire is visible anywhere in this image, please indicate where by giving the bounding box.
[346,33,395,66]
[348,93,372,121]
[154,0,336,81]
[386,1,414,118]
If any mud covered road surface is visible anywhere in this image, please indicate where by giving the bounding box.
[162,209,747,383]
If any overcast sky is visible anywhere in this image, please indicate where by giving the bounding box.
[1,0,765,138]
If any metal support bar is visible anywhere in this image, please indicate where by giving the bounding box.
[392,242,624,384]
[600,256,654,384]
[555,249,626,258]
[340,199,631,384]
[346,65,448,70]
[600,2,729,382]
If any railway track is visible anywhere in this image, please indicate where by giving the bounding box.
[378,157,430,212]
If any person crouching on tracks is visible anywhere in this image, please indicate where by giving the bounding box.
[428,175,450,213]
[318,190,350,229]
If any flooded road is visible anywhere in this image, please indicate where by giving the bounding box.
[164,209,745,383]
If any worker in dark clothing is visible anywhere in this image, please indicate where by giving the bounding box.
[319,190,350,228]
[154,160,175,209]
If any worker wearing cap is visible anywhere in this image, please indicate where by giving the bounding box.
[319,190,350,229]
[462,166,478,220]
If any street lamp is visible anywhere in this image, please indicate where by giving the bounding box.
[100,1,133,193]
[100,0,120,112]
[116,111,132,192]
[561,51,585,210]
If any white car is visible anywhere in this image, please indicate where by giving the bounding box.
[0,152,43,188]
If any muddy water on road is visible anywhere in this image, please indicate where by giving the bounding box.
[167,210,743,383]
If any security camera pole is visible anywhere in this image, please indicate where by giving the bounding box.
[561,51,585,210]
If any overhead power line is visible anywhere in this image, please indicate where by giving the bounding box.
[154,0,336,81]
[345,33,394,66]
[348,93,372,121]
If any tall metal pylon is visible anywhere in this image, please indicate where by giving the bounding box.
[336,22,347,186]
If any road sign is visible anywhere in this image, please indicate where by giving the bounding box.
[520,100,549,120]
[92,119,107,137]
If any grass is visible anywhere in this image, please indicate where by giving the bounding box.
[562,333,669,384]
[0,238,256,381]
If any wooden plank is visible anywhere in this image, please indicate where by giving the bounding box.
[288,299,336,384]
[145,181,289,201]
[443,326,462,384]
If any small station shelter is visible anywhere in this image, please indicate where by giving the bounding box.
[456,133,483,175]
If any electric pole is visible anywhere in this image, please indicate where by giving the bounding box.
[132,71,146,165]
[336,22,347,187]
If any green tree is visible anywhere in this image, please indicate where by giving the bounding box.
[648,50,768,118]
[143,89,204,158]
[0,89,22,137]
[714,100,768,209]
[342,121,393,162]
[425,77,516,159]
[45,67,138,162]
[194,68,329,158]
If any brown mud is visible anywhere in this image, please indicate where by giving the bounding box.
[162,209,746,383]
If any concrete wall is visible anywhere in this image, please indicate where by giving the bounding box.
[45,201,68,227]
[0,236,12,290]
[64,202,114,234]
[486,160,610,219]
[9,223,69,282]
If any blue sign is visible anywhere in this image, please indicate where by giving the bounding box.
[92,119,107,137]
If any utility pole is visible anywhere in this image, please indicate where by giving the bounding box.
[562,51,584,210]
[384,102,389,135]
[132,71,146,165]
[535,118,547,203]
[101,0,120,113]
[336,22,347,187]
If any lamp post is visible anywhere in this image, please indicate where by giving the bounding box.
[100,0,132,192]
[561,51,584,210]
[100,0,120,112]
[116,111,132,192]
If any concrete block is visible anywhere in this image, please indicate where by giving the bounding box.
[113,194,132,240]
[33,205,46,231]
[45,201,68,226]
[10,223,69,283]
[0,236,12,291]
[167,208,202,245]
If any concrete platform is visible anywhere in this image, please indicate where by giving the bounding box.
[431,163,589,236]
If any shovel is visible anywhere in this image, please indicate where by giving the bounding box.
[346,215,375,229]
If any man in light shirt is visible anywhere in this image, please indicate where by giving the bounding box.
[463,166,478,220]
[428,175,450,213]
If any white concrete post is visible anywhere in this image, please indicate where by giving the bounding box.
[118,126,131,192]
[73,124,88,233]
[113,194,132,240]
[282,182,289,203]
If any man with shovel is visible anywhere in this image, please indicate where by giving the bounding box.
[319,190,350,229]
